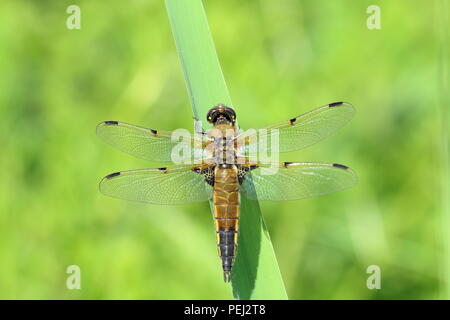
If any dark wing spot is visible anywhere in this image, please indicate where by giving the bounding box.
[284,162,293,168]
[249,165,258,170]
[150,129,157,135]
[289,118,297,125]
[105,172,121,179]
[192,167,201,174]
[104,121,119,125]
[333,163,348,170]
[329,102,343,107]
[158,167,168,173]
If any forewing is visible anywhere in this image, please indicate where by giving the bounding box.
[99,165,213,205]
[236,102,355,155]
[240,162,358,201]
[97,121,205,163]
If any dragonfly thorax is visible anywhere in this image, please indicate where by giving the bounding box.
[207,123,238,165]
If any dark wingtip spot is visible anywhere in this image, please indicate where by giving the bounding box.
[158,167,168,173]
[104,121,119,125]
[105,172,121,179]
[150,129,157,135]
[329,102,344,107]
[333,163,348,170]
[289,118,297,125]
[284,161,293,168]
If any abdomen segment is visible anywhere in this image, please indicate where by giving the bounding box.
[213,165,240,282]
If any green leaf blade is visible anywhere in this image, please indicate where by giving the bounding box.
[165,0,288,300]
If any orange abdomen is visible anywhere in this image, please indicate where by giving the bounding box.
[213,165,240,282]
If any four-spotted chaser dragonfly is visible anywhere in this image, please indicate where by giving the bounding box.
[97,102,357,282]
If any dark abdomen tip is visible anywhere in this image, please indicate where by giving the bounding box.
[223,271,231,283]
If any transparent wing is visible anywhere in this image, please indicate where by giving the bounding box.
[99,165,213,205]
[97,121,206,163]
[236,102,355,155]
[240,162,358,201]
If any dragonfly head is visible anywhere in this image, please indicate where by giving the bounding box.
[207,104,236,125]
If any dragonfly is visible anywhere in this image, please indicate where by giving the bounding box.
[97,102,358,282]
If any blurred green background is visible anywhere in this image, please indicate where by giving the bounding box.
[0,0,448,299]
